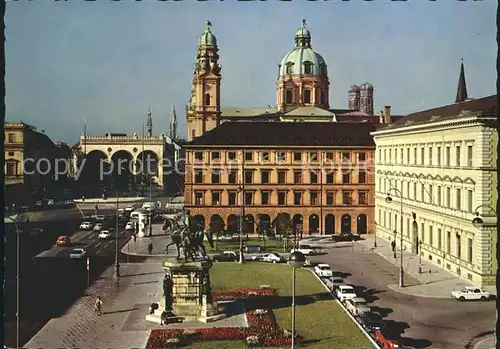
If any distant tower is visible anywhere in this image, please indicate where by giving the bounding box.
[455,59,468,103]
[359,82,374,115]
[146,104,153,136]
[169,102,178,140]
[348,85,360,110]
[186,20,222,141]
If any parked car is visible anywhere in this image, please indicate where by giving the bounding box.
[345,297,371,316]
[330,276,344,292]
[314,264,333,278]
[98,230,112,239]
[80,221,92,230]
[69,248,86,259]
[336,285,357,302]
[56,236,70,246]
[93,223,103,231]
[451,286,490,301]
[252,252,283,263]
[125,222,135,230]
[290,245,316,256]
[375,323,401,348]
[212,251,238,262]
[358,311,383,332]
[332,233,361,242]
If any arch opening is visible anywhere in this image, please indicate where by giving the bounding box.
[357,214,367,234]
[325,214,335,235]
[341,214,351,234]
[309,214,319,235]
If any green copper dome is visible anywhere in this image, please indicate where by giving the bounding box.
[199,21,217,46]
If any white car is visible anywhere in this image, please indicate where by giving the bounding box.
[314,264,333,278]
[336,285,357,302]
[98,230,112,239]
[290,245,316,256]
[79,221,92,230]
[345,297,371,316]
[125,222,134,230]
[93,223,103,231]
[69,248,86,259]
[451,286,490,301]
[252,253,283,263]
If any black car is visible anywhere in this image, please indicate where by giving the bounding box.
[358,311,383,332]
[332,233,361,242]
[212,251,239,262]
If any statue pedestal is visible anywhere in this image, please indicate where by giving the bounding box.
[146,259,226,324]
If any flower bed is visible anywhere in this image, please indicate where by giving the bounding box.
[146,288,293,348]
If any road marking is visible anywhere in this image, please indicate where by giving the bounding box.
[96,251,100,255]
[95,242,101,248]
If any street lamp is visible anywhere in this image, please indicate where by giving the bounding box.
[385,187,405,288]
[287,251,306,349]
[418,239,422,274]
[373,221,377,248]
[6,216,20,349]
[237,185,244,264]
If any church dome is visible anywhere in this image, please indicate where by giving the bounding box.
[278,20,327,77]
[360,82,373,91]
[199,21,217,46]
[349,85,360,92]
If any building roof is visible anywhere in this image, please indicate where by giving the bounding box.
[456,60,468,103]
[221,107,279,118]
[379,95,497,131]
[186,121,376,147]
[284,106,335,117]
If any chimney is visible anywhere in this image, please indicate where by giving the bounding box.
[379,111,384,124]
[384,106,392,124]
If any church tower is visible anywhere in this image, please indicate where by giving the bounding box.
[169,101,178,140]
[455,59,468,103]
[348,85,360,110]
[186,21,222,141]
[359,82,374,115]
[146,104,153,136]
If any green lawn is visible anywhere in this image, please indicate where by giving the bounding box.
[189,263,375,349]
[205,237,293,253]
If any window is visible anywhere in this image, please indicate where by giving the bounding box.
[342,152,350,161]
[227,152,236,161]
[286,89,293,103]
[6,163,16,176]
[456,189,461,210]
[194,170,203,184]
[211,170,221,184]
[310,171,318,184]
[286,63,294,74]
[228,192,237,206]
[310,191,319,205]
[342,172,350,184]
[446,231,451,253]
[261,170,270,184]
[358,171,366,184]
[8,133,15,143]
[211,192,220,205]
[389,149,392,163]
[195,152,204,161]
[359,152,366,161]
[429,147,433,165]
[406,182,410,198]
[428,185,433,204]
[467,145,473,167]
[413,183,417,200]
[228,170,237,184]
[446,187,451,208]
[293,171,302,184]
[437,146,441,165]
[429,226,433,246]
[278,191,287,205]
[420,147,424,165]
[278,171,286,184]
[310,152,318,162]
[342,191,351,205]
[406,148,410,164]
[395,149,398,163]
[191,129,196,140]
[467,190,473,212]
[294,191,302,205]
[359,192,366,205]
[326,172,334,184]
[8,151,14,156]
[326,191,335,205]
[389,213,392,229]
[277,152,286,161]
[261,192,270,205]
[456,234,461,259]
[195,192,204,205]
[400,148,403,163]
[261,152,270,162]
[413,147,417,165]
[406,218,410,236]
[211,151,220,161]
[456,146,461,166]
[304,62,313,74]
[304,89,311,104]
[467,238,473,263]
[320,90,325,105]
[326,152,334,161]
[245,192,253,205]
[437,186,442,206]
[437,228,442,250]
[244,170,253,184]
[293,152,302,162]
[204,93,211,106]
[445,147,450,166]
[420,184,424,202]
[384,149,387,163]
[420,223,425,243]
[245,152,253,161]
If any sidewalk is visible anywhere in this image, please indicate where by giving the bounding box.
[121,223,178,257]
[355,235,497,298]
[472,333,496,349]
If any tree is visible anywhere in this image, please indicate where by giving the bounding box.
[273,213,292,251]
[209,219,225,251]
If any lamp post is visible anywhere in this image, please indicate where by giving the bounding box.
[373,221,377,248]
[287,251,306,349]
[418,239,422,274]
[149,175,153,237]
[386,187,404,288]
[6,216,20,349]
[237,185,244,264]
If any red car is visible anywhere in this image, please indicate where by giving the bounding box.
[375,326,400,348]
[56,236,71,246]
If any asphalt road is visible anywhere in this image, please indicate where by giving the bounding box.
[309,241,496,349]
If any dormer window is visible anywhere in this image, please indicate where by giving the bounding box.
[304,89,311,104]
[303,61,313,74]
[286,62,294,74]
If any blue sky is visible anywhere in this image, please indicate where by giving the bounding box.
[6,1,496,144]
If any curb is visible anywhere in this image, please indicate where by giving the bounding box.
[386,284,450,299]
[472,333,495,349]
[308,269,381,349]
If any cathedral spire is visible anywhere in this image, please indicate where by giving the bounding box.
[146,103,152,137]
[169,101,178,140]
[455,59,468,103]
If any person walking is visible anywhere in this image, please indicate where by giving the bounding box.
[148,242,153,255]
[94,296,103,316]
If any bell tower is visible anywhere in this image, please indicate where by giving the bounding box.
[187,21,222,141]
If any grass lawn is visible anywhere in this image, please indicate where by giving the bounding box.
[205,237,293,253]
[188,263,375,349]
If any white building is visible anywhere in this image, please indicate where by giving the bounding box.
[371,84,497,285]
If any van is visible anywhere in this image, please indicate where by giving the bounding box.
[336,285,357,302]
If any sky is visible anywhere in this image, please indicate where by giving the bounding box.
[5,1,497,144]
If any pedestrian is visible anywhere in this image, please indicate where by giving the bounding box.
[148,242,153,255]
[133,234,137,243]
[94,296,103,316]
[391,240,396,252]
